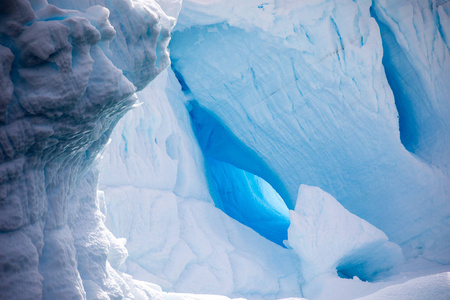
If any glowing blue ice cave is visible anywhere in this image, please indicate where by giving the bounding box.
[184,97,291,245]
[206,158,290,246]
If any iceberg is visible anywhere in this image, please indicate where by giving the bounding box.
[1,0,449,299]
[288,185,403,283]
[371,0,450,170]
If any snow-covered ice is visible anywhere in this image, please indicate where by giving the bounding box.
[0,0,174,298]
[1,0,449,299]
[288,185,403,283]
[287,185,403,298]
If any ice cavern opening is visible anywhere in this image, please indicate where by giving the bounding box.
[185,98,291,246]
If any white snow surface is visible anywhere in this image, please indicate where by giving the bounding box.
[355,272,450,300]
[287,185,403,299]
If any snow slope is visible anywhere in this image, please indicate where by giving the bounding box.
[355,272,450,300]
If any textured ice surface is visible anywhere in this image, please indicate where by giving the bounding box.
[2,0,450,299]
[0,0,173,298]
[100,69,303,299]
[170,0,450,262]
[99,69,211,201]
[371,0,450,171]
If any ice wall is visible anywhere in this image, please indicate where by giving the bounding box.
[2,0,450,299]
[170,0,450,261]
[371,0,450,171]
[0,0,173,298]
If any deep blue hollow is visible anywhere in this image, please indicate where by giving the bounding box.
[206,158,290,246]
[181,99,290,246]
[371,7,423,154]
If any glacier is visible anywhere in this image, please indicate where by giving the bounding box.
[1,0,450,299]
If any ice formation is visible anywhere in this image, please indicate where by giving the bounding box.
[288,185,403,297]
[170,0,450,262]
[100,69,302,299]
[1,0,450,299]
[0,0,174,298]
[288,185,403,283]
[355,272,450,300]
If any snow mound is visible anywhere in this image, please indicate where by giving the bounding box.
[355,272,450,300]
[288,185,403,283]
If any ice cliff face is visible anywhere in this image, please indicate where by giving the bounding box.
[372,0,450,170]
[170,0,450,261]
[0,0,173,298]
[1,0,450,299]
